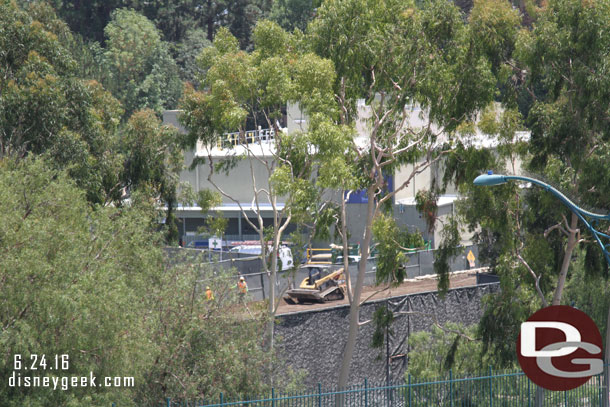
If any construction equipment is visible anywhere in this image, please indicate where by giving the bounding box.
[283,264,346,304]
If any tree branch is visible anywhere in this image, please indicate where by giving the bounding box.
[516,252,548,307]
[544,221,569,238]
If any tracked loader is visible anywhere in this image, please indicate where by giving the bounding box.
[283,264,346,304]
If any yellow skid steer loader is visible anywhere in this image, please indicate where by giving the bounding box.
[283,264,346,304]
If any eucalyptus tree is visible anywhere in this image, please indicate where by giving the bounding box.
[515,0,610,303]
[0,158,291,406]
[122,109,184,242]
[307,0,497,390]
[0,0,124,205]
[270,0,320,32]
[436,0,610,368]
[0,159,160,407]
[179,21,336,348]
[103,8,183,117]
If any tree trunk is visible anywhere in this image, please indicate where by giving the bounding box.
[268,231,281,351]
[206,0,215,41]
[268,263,276,350]
[257,221,274,350]
[341,192,352,303]
[534,212,579,406]
[602,300,610,407]
[551,212,578,306]
[337,188,376,398]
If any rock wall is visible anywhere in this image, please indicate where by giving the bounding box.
[275,283,499,388]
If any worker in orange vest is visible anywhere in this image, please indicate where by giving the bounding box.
[205,286,214,301]
[237,276,248,302]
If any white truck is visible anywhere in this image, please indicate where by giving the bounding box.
[229,244,294,271]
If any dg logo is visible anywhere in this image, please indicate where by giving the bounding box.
[517,305,603,391]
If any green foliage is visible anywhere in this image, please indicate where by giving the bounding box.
[516,0,610,206]
[0,158,160,406]
[196,189,223,212]
[0,1,125,204]
[308,0,498,389]
[442,145,495,194]
[402,231,426,250]
[564,248,610,348]
[137,266,285,403]
[433,217,462,296]
[185,20,336,136]
[371,305,394,356]
[122,109,183,242]
[287,228,307,266]
[405,324,503,379]
[469,0,522,106]
[0,158,296,405]
[583,242,609,279]
[52,0,272,49]
[69,35,112,84]
[309,0,496,128]
[203,216,229,239]
[0,0,75,75]
[415,189,439,234]
[103,9,183,117]
[307,0,385,119]
[469,0,521,74]
[443,0,610,368]
[270,0,318,32]
[372,213,424,286]
[171,28,212,85]
[372,211,425,288]
[309,119,359,191]
[180,21,338,250]
[195,189,228,238]
[311,204,341,242]
[224,0,273,50]
[49,0,124,43]
[477,256,542,366]
[122,109,182,196]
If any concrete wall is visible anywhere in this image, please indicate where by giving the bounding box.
[275,283,499,388]
[287,102,308,134]
[196,158,274,204]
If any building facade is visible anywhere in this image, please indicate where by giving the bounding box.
[165,102,527,249]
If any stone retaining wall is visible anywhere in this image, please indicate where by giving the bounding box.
[275,283,499,388]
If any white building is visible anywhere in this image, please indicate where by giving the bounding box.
[163,110,297,244]
[165,102,528,248]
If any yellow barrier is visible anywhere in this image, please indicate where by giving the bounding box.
[306,248,333,264]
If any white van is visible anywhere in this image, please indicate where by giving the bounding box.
[229,245,294,271]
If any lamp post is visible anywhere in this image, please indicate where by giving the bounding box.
[474,171,610,407]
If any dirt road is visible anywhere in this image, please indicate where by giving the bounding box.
[276,270,482,315]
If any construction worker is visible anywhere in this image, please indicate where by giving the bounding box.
[205,286,214,301]
[237,276,248,302]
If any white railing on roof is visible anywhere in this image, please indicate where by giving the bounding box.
[216,127,277,150]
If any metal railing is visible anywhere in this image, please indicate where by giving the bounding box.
[130,366,606,406]
[216,128,277,150]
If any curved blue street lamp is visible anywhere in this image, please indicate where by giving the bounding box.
[474,171,610,265]
[475,170,610,406]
